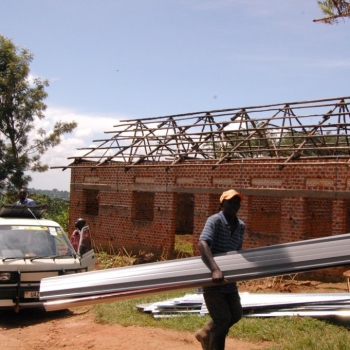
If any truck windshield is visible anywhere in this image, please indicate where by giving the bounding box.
[0,225,76,259]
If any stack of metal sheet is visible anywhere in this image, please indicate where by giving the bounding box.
[137,293,204,318]
[40,233,350,311]
[137,292,350,319]
[224,292,350,318]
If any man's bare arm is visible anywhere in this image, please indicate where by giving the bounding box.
[198,240,224,283]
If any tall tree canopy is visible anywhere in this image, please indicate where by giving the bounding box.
[314,0,350,23]
[0,35,77,191]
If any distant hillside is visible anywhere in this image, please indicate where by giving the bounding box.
[29,188,70,200]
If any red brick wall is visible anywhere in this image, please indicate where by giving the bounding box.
[304,198,332,239]
[69,159,350,280]
[245,196,282,247]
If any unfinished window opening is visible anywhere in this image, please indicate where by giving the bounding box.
[132,191,155,222]
[84,189,99,216]
[175,193,194,235]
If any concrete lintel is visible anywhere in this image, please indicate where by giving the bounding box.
[71,183,350,199]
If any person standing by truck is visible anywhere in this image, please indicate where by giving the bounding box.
[70,218,86,253]
[16,188,36,206]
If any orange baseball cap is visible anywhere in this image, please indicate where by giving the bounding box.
[219,189,244,203]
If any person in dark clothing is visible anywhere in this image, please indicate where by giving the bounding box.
[195,189,245,350]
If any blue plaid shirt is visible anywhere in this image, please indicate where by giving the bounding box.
[199,211,245,293]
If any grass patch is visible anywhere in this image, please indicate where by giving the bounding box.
[174,234,193,256]
[94,234,194,270]
[96,249,136,269]
[232,316,350,349]
[94,290,201,331]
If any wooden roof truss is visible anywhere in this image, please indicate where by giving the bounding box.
[64,96,350,170]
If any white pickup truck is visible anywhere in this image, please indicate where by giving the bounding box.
[0,204,95,312]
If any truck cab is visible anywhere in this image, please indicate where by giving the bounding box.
[0,204,95,312]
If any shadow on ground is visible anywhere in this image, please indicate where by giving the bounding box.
[0,307,86,329]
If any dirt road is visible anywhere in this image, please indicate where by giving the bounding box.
[0,306,267,350]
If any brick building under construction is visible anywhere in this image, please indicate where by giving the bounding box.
[55,96,350,278]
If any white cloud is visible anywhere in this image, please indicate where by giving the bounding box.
[27,73,37,84]
[75,128,94,138]
[27,106,131,191]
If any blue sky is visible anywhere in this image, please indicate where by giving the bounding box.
[1,1,349,191]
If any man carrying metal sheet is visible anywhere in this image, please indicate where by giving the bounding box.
[195,189,245,350]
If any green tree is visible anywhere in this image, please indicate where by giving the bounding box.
[314,0,350,23]
[0,34,77,191]
[38,195,70,232]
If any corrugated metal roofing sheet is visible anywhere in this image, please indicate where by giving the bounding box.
[40,233,350,311]
[137,292,350,319]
